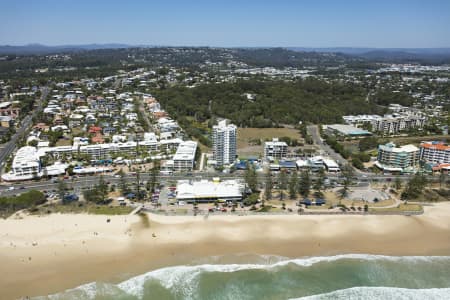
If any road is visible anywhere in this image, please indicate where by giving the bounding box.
[0,173,245,197]
[307,125,348,166]
[307,124,368,176]
[137,95,154,131]
[0,87,49,169]
[0,169,442,198]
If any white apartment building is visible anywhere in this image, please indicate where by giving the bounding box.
[264,138,288,160]
[2,146,41,181]
[420,141,450,164]
[376,142,420,172]
[343,113,425,135]
[212,120,237,166]
[173,141,197,171]
[38,138,183,160]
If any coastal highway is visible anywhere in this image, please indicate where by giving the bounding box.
[0,87,49,168]
[0,171,441,198]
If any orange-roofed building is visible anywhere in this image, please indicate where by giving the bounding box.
[420,141,450,164]
[33,123,50,132]
[431,163,450,173]
[88,126,102,134]
[144,96,157,104]
[91,133,104,144]
[152,111,168,119]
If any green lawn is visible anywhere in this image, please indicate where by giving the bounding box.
[369,204,423,213]
[32,203,133,215]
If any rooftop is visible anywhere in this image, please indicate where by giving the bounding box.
[176,179,242,200]
[327,124,372,136]
[379,143,419,153]
[173,141,197,161]
[420,141,450,151]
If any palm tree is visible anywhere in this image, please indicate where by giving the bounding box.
[278,170,287,201]
[264,170,272,201]
[289,171,298,200]
[298,170,311,198]
[439,171,446,190]
[394,177,402,191]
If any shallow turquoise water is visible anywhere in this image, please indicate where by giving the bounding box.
[34,254,450,300]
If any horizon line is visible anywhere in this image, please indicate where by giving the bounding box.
[1,43,450,50]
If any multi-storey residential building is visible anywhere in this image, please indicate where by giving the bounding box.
[264,138,288,160]
[212,120,237,166]
[376,142,420,172]
[37,138,181,160]
[420,141,450,164]
[173,141,197,171]
[343,113,426,135]
[5,146,41,180]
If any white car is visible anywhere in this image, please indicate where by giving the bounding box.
[8,186,15,191]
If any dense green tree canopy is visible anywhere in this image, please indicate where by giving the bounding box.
[154,78,382,127]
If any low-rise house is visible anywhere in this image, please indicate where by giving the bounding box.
[0,115,13,128]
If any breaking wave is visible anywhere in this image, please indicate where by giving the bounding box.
[292,286,450,300]
[35,254,450,300]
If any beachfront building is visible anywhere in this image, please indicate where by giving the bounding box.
[419,141,450,165]
[212,120,237,166]
[324,124,372,138]
[1,146,41,181]
[264,138,288,160]
[172,141,197,172]
[376,142,420,173]
[176,178,243,203]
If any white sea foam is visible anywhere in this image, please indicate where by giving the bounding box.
[290,286,450,300]
[116,254,450,298]
[35,254,450,300]
[34,282,98,300]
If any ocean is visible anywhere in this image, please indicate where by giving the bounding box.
[35,254,450,300]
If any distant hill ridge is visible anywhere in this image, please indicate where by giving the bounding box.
[1,44,450,63]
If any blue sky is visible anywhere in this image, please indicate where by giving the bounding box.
[1,0,449,47]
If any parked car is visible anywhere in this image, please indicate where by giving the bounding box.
[300,199,312,206]
[315,199,326,206]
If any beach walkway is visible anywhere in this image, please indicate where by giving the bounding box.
[129,205,143,215]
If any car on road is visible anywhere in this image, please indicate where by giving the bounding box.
[8,186,14,191]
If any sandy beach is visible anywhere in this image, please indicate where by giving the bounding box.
[1,203,450,299]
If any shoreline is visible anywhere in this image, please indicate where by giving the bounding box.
[1,203,450,299]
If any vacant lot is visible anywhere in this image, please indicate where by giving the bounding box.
[237,127,301,156]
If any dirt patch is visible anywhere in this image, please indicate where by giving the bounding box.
[237,127,301,156]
